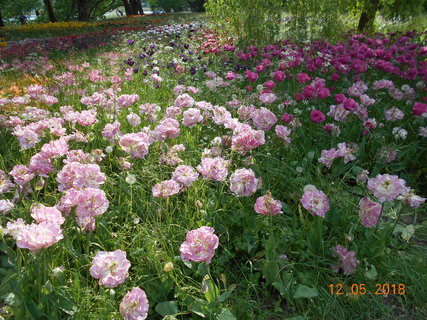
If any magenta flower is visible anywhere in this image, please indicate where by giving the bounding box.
[152,180,181,198]
[254,191,282,216]
[120,287,149,320]
[180,226,219,264]
[331,245,359,275]
[245,70,258,82]
[300,189,329,217]
[310,110,325,123]
[273,70,285,82]
[297,73,310,83]
[90,249,131,288]
[367,174,406,202]
[230,168,259,197]
[412,102,427,116]
[359,197,382,228]
[16,222,63,252]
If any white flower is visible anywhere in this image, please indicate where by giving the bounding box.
[105,146,113,154]
[125,174,137,185]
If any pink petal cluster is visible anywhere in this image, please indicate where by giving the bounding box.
[259,92,277,105]
[120,287,149,320]
[31,204,65,225]
[154,118,180,141]
[197,157,229,181]
[58,187,109,219]
[56,162,106,191]
[231,123,265,152]
[251,107,277,131]
[119,132,152,158]
[180,226,219,264]
[9,165,35,186]
[172,165,199,187]
[89,249,130,288]
[367,174,406,202]
[152,180,181,198]
[102,121,121,143]
[174,93,195,108]
[0,199,14,214]
[117,94,140,108]
[0,170,14,193]
[16,222,63,252]
[254,191,282,215]
[300,189,330,217]
[398,188,426,208]
[359,197,382,228]
[126,113,141,127]
[182,108,203,127]
[230,168,259,197]
[331,245,359,275]
[275,125,292,146]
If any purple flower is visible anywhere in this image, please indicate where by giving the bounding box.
[331,245,359,275]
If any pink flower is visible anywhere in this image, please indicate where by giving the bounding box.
[231,123,265,152]
[273,70,285,82]
[230,168,259,197]
[281,112,293,123]
[89,250,130,288]
[331,245,359,275]
[175,93,195,108]
[180,226,219,264]
[254,191,282,215]
[397,188,426,208]
[119,132,152,158]
[40,138,69,159]
[0,170,15,194]
[152,180,181,198]
[259,92,277,105]
[300,189,329,217]
[359,197,382,228]
[226,71,236,80]
[245,70,258,82]
[310,110,325,123]
[154,118,180,141]
[182,108,203,127]
[56,163,106,191]
[237,105,256,121]
[31,204,65,225]
[16,222,63,252]
[117,94,140,109]
[384,107,404,121]
[58,187,109,219]
[102,121,121,143]
[251,107,277,131]
[412,102,427,116]
[9,165,35,186]
[172,165,199,187]
[275,125,291,146]
[120,287,149,320]
[127,113,141,127]
[76,109,97,126]
[173,85,186,95]
[318,148,340,169]
[367,174,406,202]
[197,157,229,181]
[297,73,310,83]
[0,199,14,214]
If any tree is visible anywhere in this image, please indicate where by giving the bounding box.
[189,0,205,12]
[130,0,144,14]
[76,0,90,21]
[0,0,41,26]
[43,0,56,22]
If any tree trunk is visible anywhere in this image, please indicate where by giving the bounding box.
[190,0,205,12]
[76,0,90,21]
[129,0,142,15]
[358,0,380,32]
[136,0,144,14]
[122,0,132,15]
[43,0,56,22]
[0,10,4,28]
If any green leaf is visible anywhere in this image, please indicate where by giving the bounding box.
[189,300,206,318]
[263,261,279,286]
[203,275,219,303]
[155,301,178,317]
[293,284,319,299]
[272,280,286,296]
[2,292,22,307]
[217,308,237,320]
[218,284,236,302]
[365,264,378,280]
